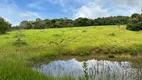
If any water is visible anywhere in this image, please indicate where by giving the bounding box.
[33,59,142,80]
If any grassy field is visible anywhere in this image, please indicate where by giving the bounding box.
[0,25,142,80]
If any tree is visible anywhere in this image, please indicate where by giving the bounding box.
[94,16,129,25]
[32,18,46,29]
[131,13,139,18]
[19,20,32,29]
[74,18,94,26]
[0,17,11,34]
[126,14,142,31]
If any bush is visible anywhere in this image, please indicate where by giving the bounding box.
[126,14,142,31]
[0,17,11,34]
[108,32,116,36]
[13,38,27,46]
[13,32,27,46]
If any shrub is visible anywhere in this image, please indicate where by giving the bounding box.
[13,38,27,46]
[108,32,116,36]
[82,30,87,32]
[13,32,27,46]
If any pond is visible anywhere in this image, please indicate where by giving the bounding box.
[33,59,142,80]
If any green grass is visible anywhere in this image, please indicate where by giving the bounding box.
[0,25,142,80]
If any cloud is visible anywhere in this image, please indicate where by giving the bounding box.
[3,17,11,23]
[19,11,41,19]
[28,0,69,12]
[74,0,142,19]
[28,1,46,10]
[109,0,142,16]
[0,0,41,25]
[74,1,110,19]
[28,0,91,13]
[48,0,68,12]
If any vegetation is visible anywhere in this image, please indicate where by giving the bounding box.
[0,17,11,34]
[0,13,141,80]
[0,25,142,80]
[126,13,142,31]
[0,13,140,33]
[94,16,129,25]
[11,16,129,29]
[13,31,27,46]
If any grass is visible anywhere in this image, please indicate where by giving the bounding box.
[0,25,142,80]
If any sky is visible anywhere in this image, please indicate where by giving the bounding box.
[0,0,142,25]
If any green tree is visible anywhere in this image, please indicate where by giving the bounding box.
[126,14,142,31]
[0,17,11,34]
[33,18,45,29]
[94,16,129,25]
[74,17,94,26]
[19,20,32,29]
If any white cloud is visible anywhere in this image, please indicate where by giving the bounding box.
[49,0,68,12]
[74,1,110,19]
[28,0,92,13]
[19,13,33,18]
[28,2,45,10]
[0,0,41,25]
[19,11,41,19]
[28,0,68,12]
[109,0,142,16]
[48,0,93,13]
[74,0,142,19]
[3,17,11,23]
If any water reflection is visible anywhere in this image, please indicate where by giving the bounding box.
[34,59,142,80]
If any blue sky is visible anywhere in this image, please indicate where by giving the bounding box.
[0,0,142,25]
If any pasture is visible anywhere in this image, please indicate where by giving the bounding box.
[0,25,142,80]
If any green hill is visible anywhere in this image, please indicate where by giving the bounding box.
[0,25,142,80]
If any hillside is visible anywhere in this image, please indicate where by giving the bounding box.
[0,25,142,80]
[1,25,142,55]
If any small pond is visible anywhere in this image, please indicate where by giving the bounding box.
[33,59,142,80]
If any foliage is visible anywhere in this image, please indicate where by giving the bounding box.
[18,18,74,29]
[126,13,142,31]
[74,17,93,26]
[94,16,129,25]
[83,62,89,80]
[0,17,11,34]
[13,32,27,46]
[14,16,129,29]
[13,38,27,46]
[108,32,116,36]
[19,20,33,29]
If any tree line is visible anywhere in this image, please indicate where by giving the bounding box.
[0,13,142,34]
[13,16,129,29]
